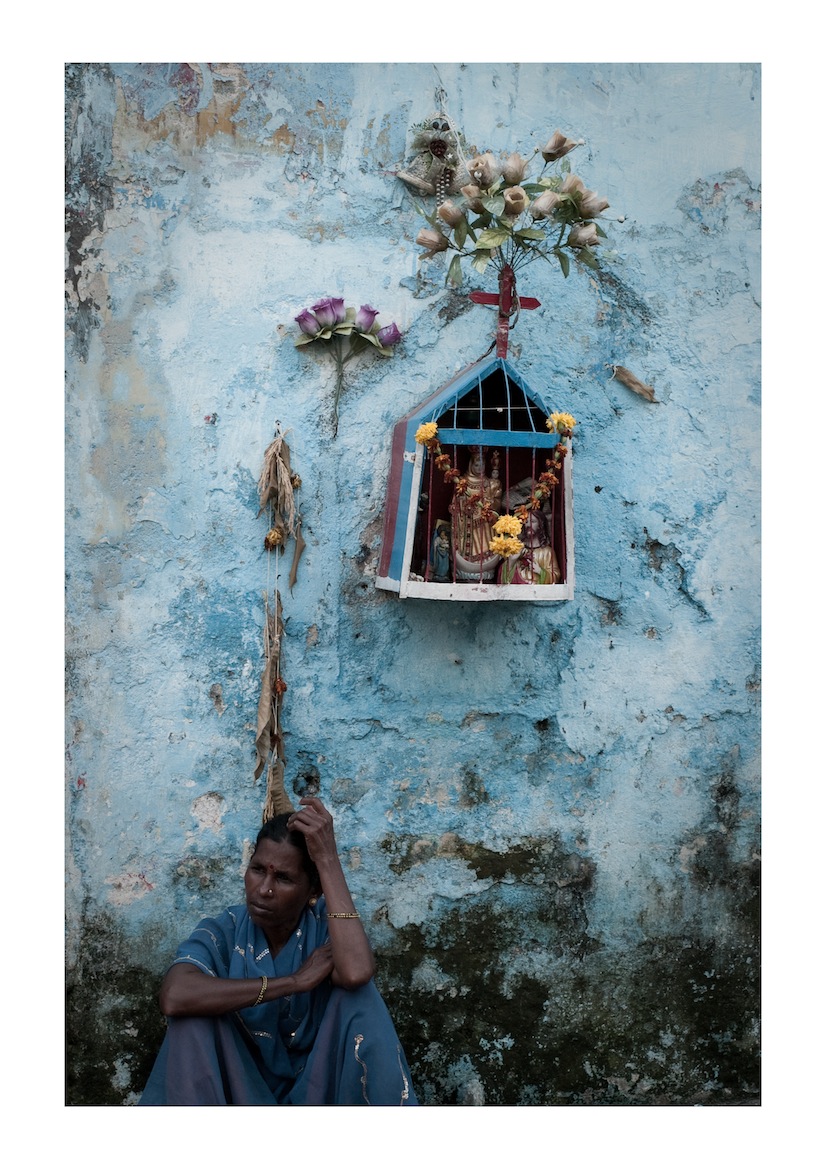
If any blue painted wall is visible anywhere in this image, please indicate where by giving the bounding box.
[65,62,760,1105]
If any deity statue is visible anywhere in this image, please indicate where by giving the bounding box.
[429,521,452,582]
[498,510,563,585]
[449,448,503,581]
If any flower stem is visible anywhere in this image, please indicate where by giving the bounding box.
[331,338,347,437]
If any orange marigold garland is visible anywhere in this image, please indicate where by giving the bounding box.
[415,413,576,528]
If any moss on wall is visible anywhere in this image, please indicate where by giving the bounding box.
[66,910,166,1106]
[377,910,759,1106]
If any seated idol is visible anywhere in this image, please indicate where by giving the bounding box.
[139,797,417,1106]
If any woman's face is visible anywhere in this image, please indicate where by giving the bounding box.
[244,837,315,935]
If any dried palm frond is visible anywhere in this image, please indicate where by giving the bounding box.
[255,425,306,819]
[288,520,306,592]
[254,591,285,782]
[257,433,298,534]
[263,756,293,821]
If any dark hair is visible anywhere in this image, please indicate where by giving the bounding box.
[254,814,319,888]
[524,508,550,545]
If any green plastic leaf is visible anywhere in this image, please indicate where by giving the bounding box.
[475,227,511,250]
[410,198,437,226]
[294,333,319,347]
[447,254,464,287]
[481,195,505,218]
[556,250,570,278]
[471,250,492,276]
[454,217,468,250]
[595,223,608,239]
[577,248,600,270]
[515,228,546,242]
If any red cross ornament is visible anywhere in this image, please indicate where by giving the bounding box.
[469,263,540,358]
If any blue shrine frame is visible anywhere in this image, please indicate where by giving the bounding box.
[376,354,574,601]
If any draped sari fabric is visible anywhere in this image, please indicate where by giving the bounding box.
[138,898,417,1106]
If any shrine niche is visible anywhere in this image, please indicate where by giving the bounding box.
[376,354,574,601]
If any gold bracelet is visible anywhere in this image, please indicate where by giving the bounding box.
[326,911,360,919]
[253,974,267,1006]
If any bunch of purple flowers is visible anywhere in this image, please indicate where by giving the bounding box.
[295,298,401,351]
[294,298,402,435]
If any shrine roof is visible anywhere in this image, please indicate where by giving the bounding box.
[394,354,550,426]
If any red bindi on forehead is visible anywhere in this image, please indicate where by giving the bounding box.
[251,838,305,875]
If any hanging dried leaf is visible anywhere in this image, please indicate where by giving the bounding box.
[263,757,294,820]
[288,520,306,592]
[261,591,293,817]
[610,364,657,402]
[255,425,306,819]
[254,591,283,781]
[257,434,298,533]
[254,665,275,780]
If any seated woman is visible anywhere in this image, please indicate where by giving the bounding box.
[139,797,417,1106]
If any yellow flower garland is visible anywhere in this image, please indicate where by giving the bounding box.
[493,514,523,538]
[547,412,577,434]
[415,421,438,445]
[489,535,524,559]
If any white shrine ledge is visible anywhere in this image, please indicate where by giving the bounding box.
[376,577,575,602]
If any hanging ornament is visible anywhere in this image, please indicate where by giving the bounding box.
[395,111,470,206]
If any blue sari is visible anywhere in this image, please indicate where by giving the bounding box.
[139,898,417,1106]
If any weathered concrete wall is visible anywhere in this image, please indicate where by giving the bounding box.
[65,62,760,1105]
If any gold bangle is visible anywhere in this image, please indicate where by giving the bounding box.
[326,911,360,919]
[253,974,267,1006]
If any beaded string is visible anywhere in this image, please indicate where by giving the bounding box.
[430,67,472,209]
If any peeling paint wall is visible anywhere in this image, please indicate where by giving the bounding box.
[65,63,760,1106]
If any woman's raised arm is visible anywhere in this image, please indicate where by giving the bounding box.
[288,797,376,989]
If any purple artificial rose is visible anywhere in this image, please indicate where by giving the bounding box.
[377,322,402,347]
[295,308,321,336]
[355,304,380,332]
[310,297,346,329]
